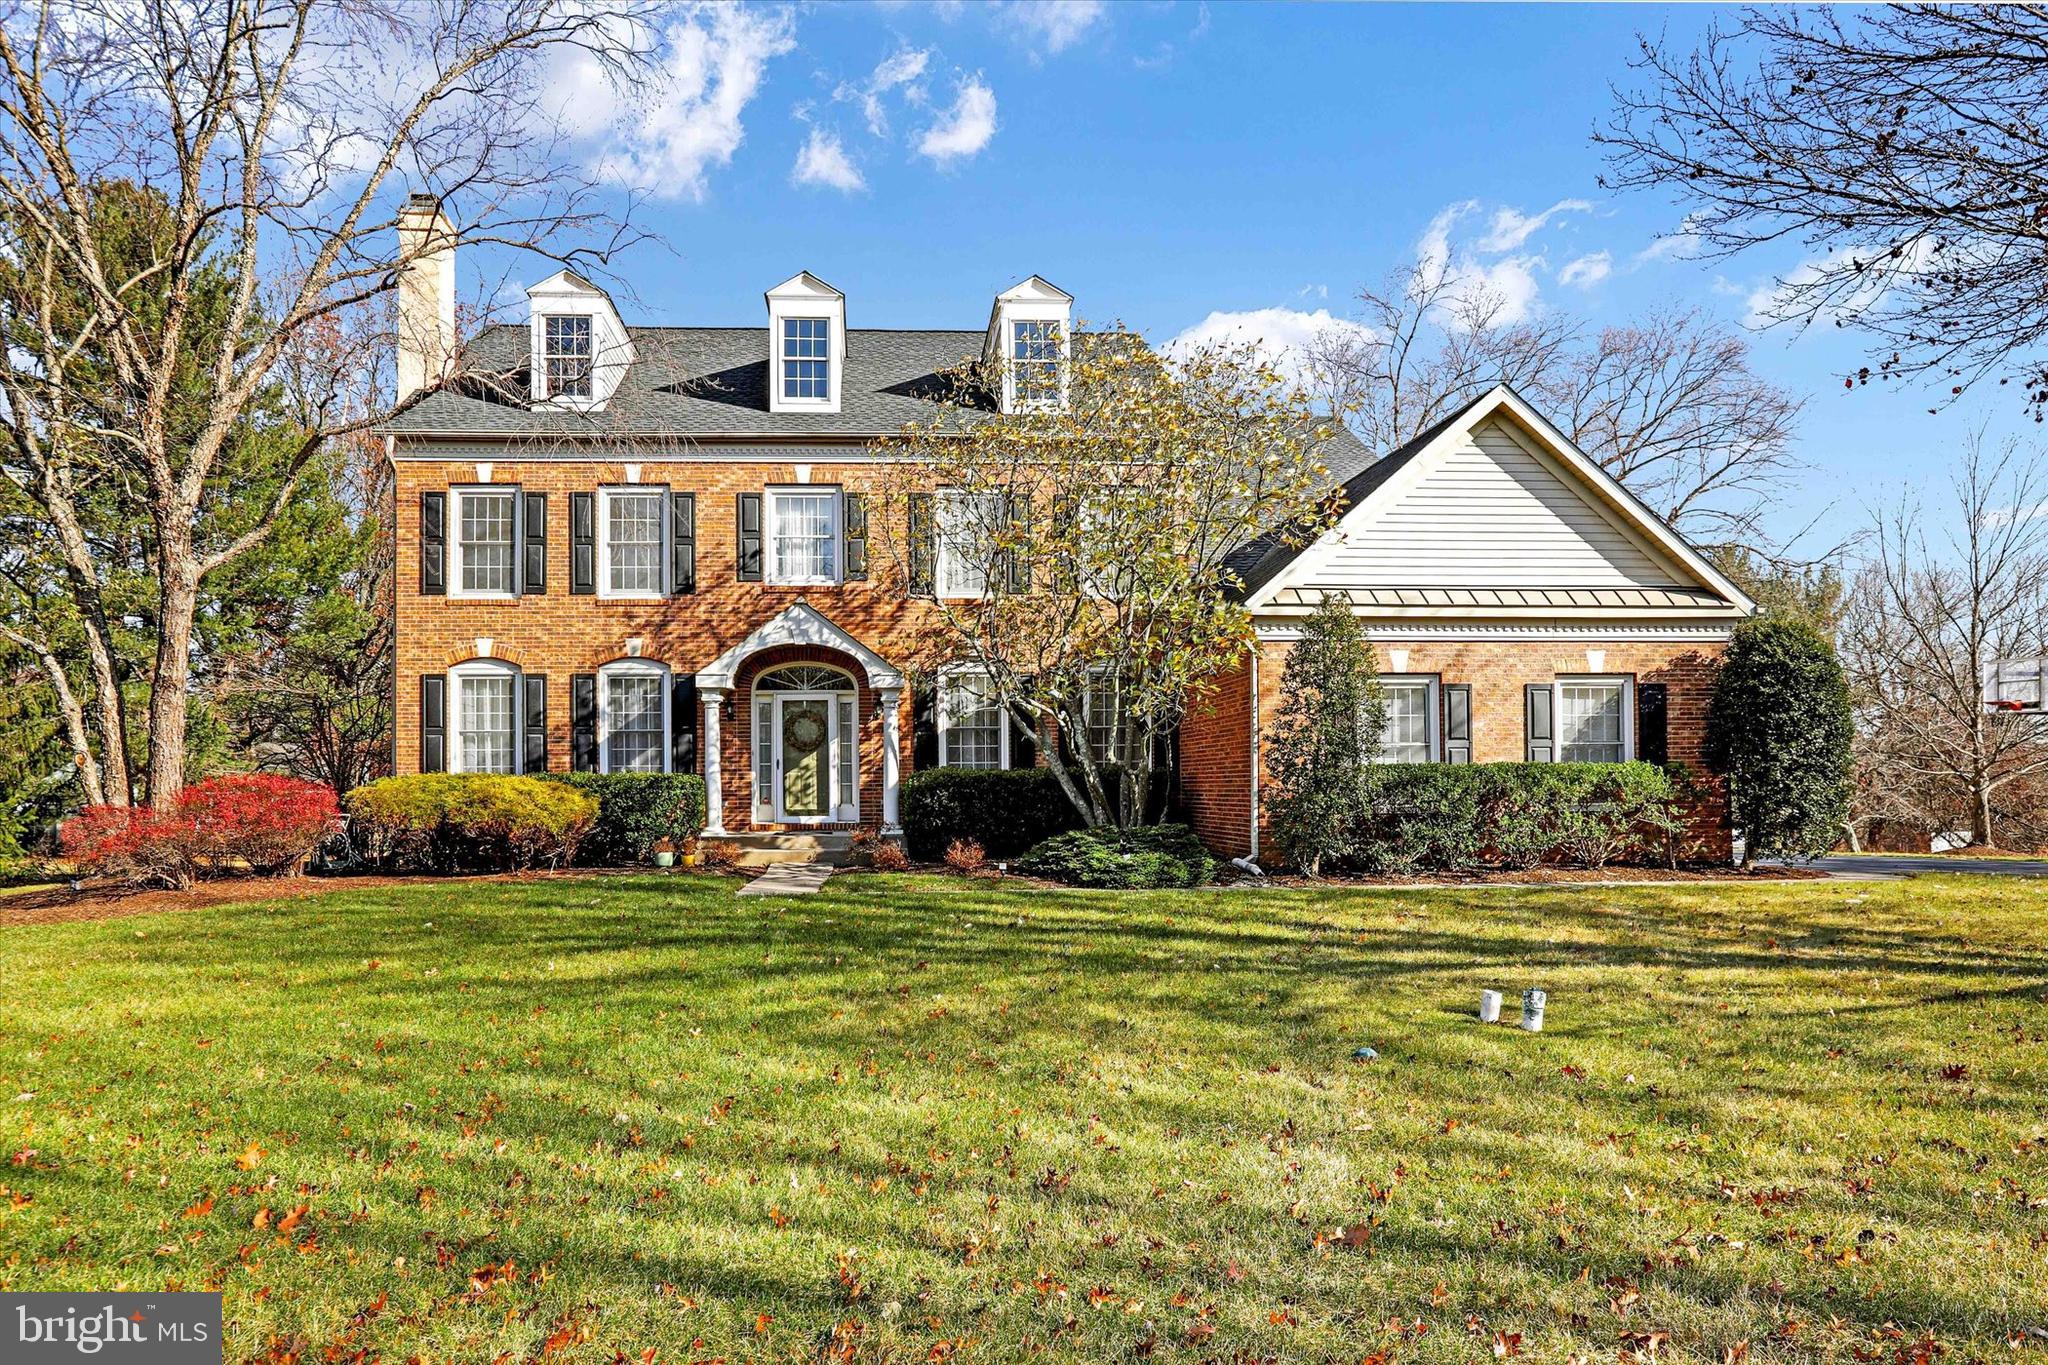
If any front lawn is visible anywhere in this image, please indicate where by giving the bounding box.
[2,872,2044,1362]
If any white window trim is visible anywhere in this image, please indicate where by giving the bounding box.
[448,485,519,601]
[1376,673,1441,764]
[764,485,844,587]
[1008,318,1065,412]
[538,312,596,406]
[1552,674,1634,763]
[448,659,523,775]
[777,316,834,408]
[938,670,1010,769]
[596,486,668,600]
[598,659,671,774]
[935,487,1003,601]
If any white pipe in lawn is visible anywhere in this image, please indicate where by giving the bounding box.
[1479,990,1501,1023]
[1520,989,1546,1032]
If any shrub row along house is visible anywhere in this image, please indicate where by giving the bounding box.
[383,197,1753,859]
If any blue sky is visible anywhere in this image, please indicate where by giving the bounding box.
[503,1,2033,552]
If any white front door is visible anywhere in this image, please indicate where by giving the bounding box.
[774,692,837,823]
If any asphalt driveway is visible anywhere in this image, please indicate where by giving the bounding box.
[1797,854,2048,880]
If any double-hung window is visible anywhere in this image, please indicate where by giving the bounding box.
[451,661,520,774]
[1557,677,1630,763]
[1011,319,1061,407]
[940,673,1006,769]
[936,489,1004,598]
[602,488,665,596]
[767,488,840,585]
[454,487,517,596]
[1377,676,1438,764]
[543,315,593,399]
[782,317,830,401]
[1081,675,1125,765]
[600,662,668,773]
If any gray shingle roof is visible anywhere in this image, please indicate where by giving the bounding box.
[385,324,995,438]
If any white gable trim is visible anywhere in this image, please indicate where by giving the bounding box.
[1245,385,1756,614]
[696,600,904,690]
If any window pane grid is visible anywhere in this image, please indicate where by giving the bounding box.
[606,491,664,593]
[544,315,592,398]
[944,678,1003,769]
[771,491,838,582]
[1012,320,1060,404]
[459,675,516,774]
[1559,683,1625,763]
[605,674,664,773]
[755,700,774,805]
[782,318,830,399]
[1083,680,1121,764]
[459,491,516,594]
[938,490,1003,597]
[1379,682,1432,764]
[837,699,855,807]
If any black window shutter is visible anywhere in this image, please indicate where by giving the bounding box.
[907,493,934,596]
[523,674,548,773]
[571,673,599,772]
[1048,492,1079,594]
[843,493,868,581]
[671,675,698,773]
[670,491,696,595]
[420,492,447,596]
[522,491,547,593]
[911,684,939,770]
[1525,683,1554,763]
[1009,689,1038,769]
[1005,492,1032,593]
[570,492,596,595]
[1443,684,1472,765]
[1637,682,1668,766]
[419,673,447,772]
[736,492,763,582]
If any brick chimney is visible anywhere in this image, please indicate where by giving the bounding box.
[396,194,454,401]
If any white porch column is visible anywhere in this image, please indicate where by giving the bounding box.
[879,686,903,833]
[701,687,727,835]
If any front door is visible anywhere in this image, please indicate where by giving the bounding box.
[775,694,833,821]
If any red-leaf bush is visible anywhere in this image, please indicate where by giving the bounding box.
[61,775,339,888]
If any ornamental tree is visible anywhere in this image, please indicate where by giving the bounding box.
[1265,595,1386,876]
[1706,616,1854,865]
[875,328,1345,829]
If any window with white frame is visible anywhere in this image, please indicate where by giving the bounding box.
[543,315,593,399]
[451,661,520,774]
[781,317,830,401]
[600,662,667,773]
[454,488,517,596]
[1011,319,1061,407]
[1081,675,1125,764]
[1557,677,1630,763]
[940,673,1006,769]
[601,488,665,596]
[1076,489,1138,599]
[767,488,840,584]
[936,489,1004,598]
[1377,676,1437,764]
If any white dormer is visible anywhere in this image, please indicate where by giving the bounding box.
[766,271,845,415]
[985,276,1072,414]
[527,269,633,411]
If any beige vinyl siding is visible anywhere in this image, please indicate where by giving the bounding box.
[1307,418,1686,589]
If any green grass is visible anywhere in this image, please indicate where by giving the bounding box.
[2,872,2046,1363]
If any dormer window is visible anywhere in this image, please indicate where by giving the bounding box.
[782,318,831,401]
[987,276,1073,415]
[1011,319,1062,407]
[543,315,593,399]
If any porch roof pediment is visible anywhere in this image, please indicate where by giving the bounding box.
[695,600,904,691]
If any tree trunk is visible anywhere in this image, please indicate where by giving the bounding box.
[82,624,132,805]
[146,558,200,809]
[1972,775,1995,849]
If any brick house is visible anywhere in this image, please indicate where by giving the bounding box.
[383,198,1752,856]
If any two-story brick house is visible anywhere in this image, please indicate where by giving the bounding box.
[384,197,1752,859]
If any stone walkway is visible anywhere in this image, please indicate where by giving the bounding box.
[736,860,837,896]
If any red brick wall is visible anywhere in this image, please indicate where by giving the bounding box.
[1179,649,1256,858]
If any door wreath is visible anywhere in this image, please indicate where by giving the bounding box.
[782,707,828,755]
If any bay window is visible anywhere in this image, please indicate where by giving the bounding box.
[767,487,841,585]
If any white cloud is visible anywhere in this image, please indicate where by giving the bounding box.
[916,76,997,164]
[1001,0,1105,55]
[835,45,930,135]
[791,127,864,192]
[1559,251,1612,289]
[1415,201,1543,327]
[1478,198,1592,253]
[584,4,797,202]
[1164,306,1377,391]
[1635,214,1706,265]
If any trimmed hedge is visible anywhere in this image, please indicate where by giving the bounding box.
[901,766,1084,860]
[542,772,706,864]
[1356,761,1687,874]
[347,774,597,872]
[60,774,340,889]
[1016,823,1216,889]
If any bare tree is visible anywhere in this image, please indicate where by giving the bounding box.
[1839,435,2048,849]
[1599,6,2048,405]
[1307,262,1804,549]
[0,0,653,806]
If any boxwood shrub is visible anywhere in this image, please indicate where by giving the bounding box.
[1357,761,1686,874]
[542,772,706,864]
[901,767,1084,861]
[347,774,597,872]
[1015,822,1216,889]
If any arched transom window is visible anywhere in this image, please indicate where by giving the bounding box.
[755,664,854,692]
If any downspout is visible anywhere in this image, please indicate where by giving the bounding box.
[1248,644,1261,862]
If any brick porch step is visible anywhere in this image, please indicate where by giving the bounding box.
[720,831,853,867]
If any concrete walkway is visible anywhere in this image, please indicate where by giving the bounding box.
[1791,854,2048,881]
[736,860,837,896]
